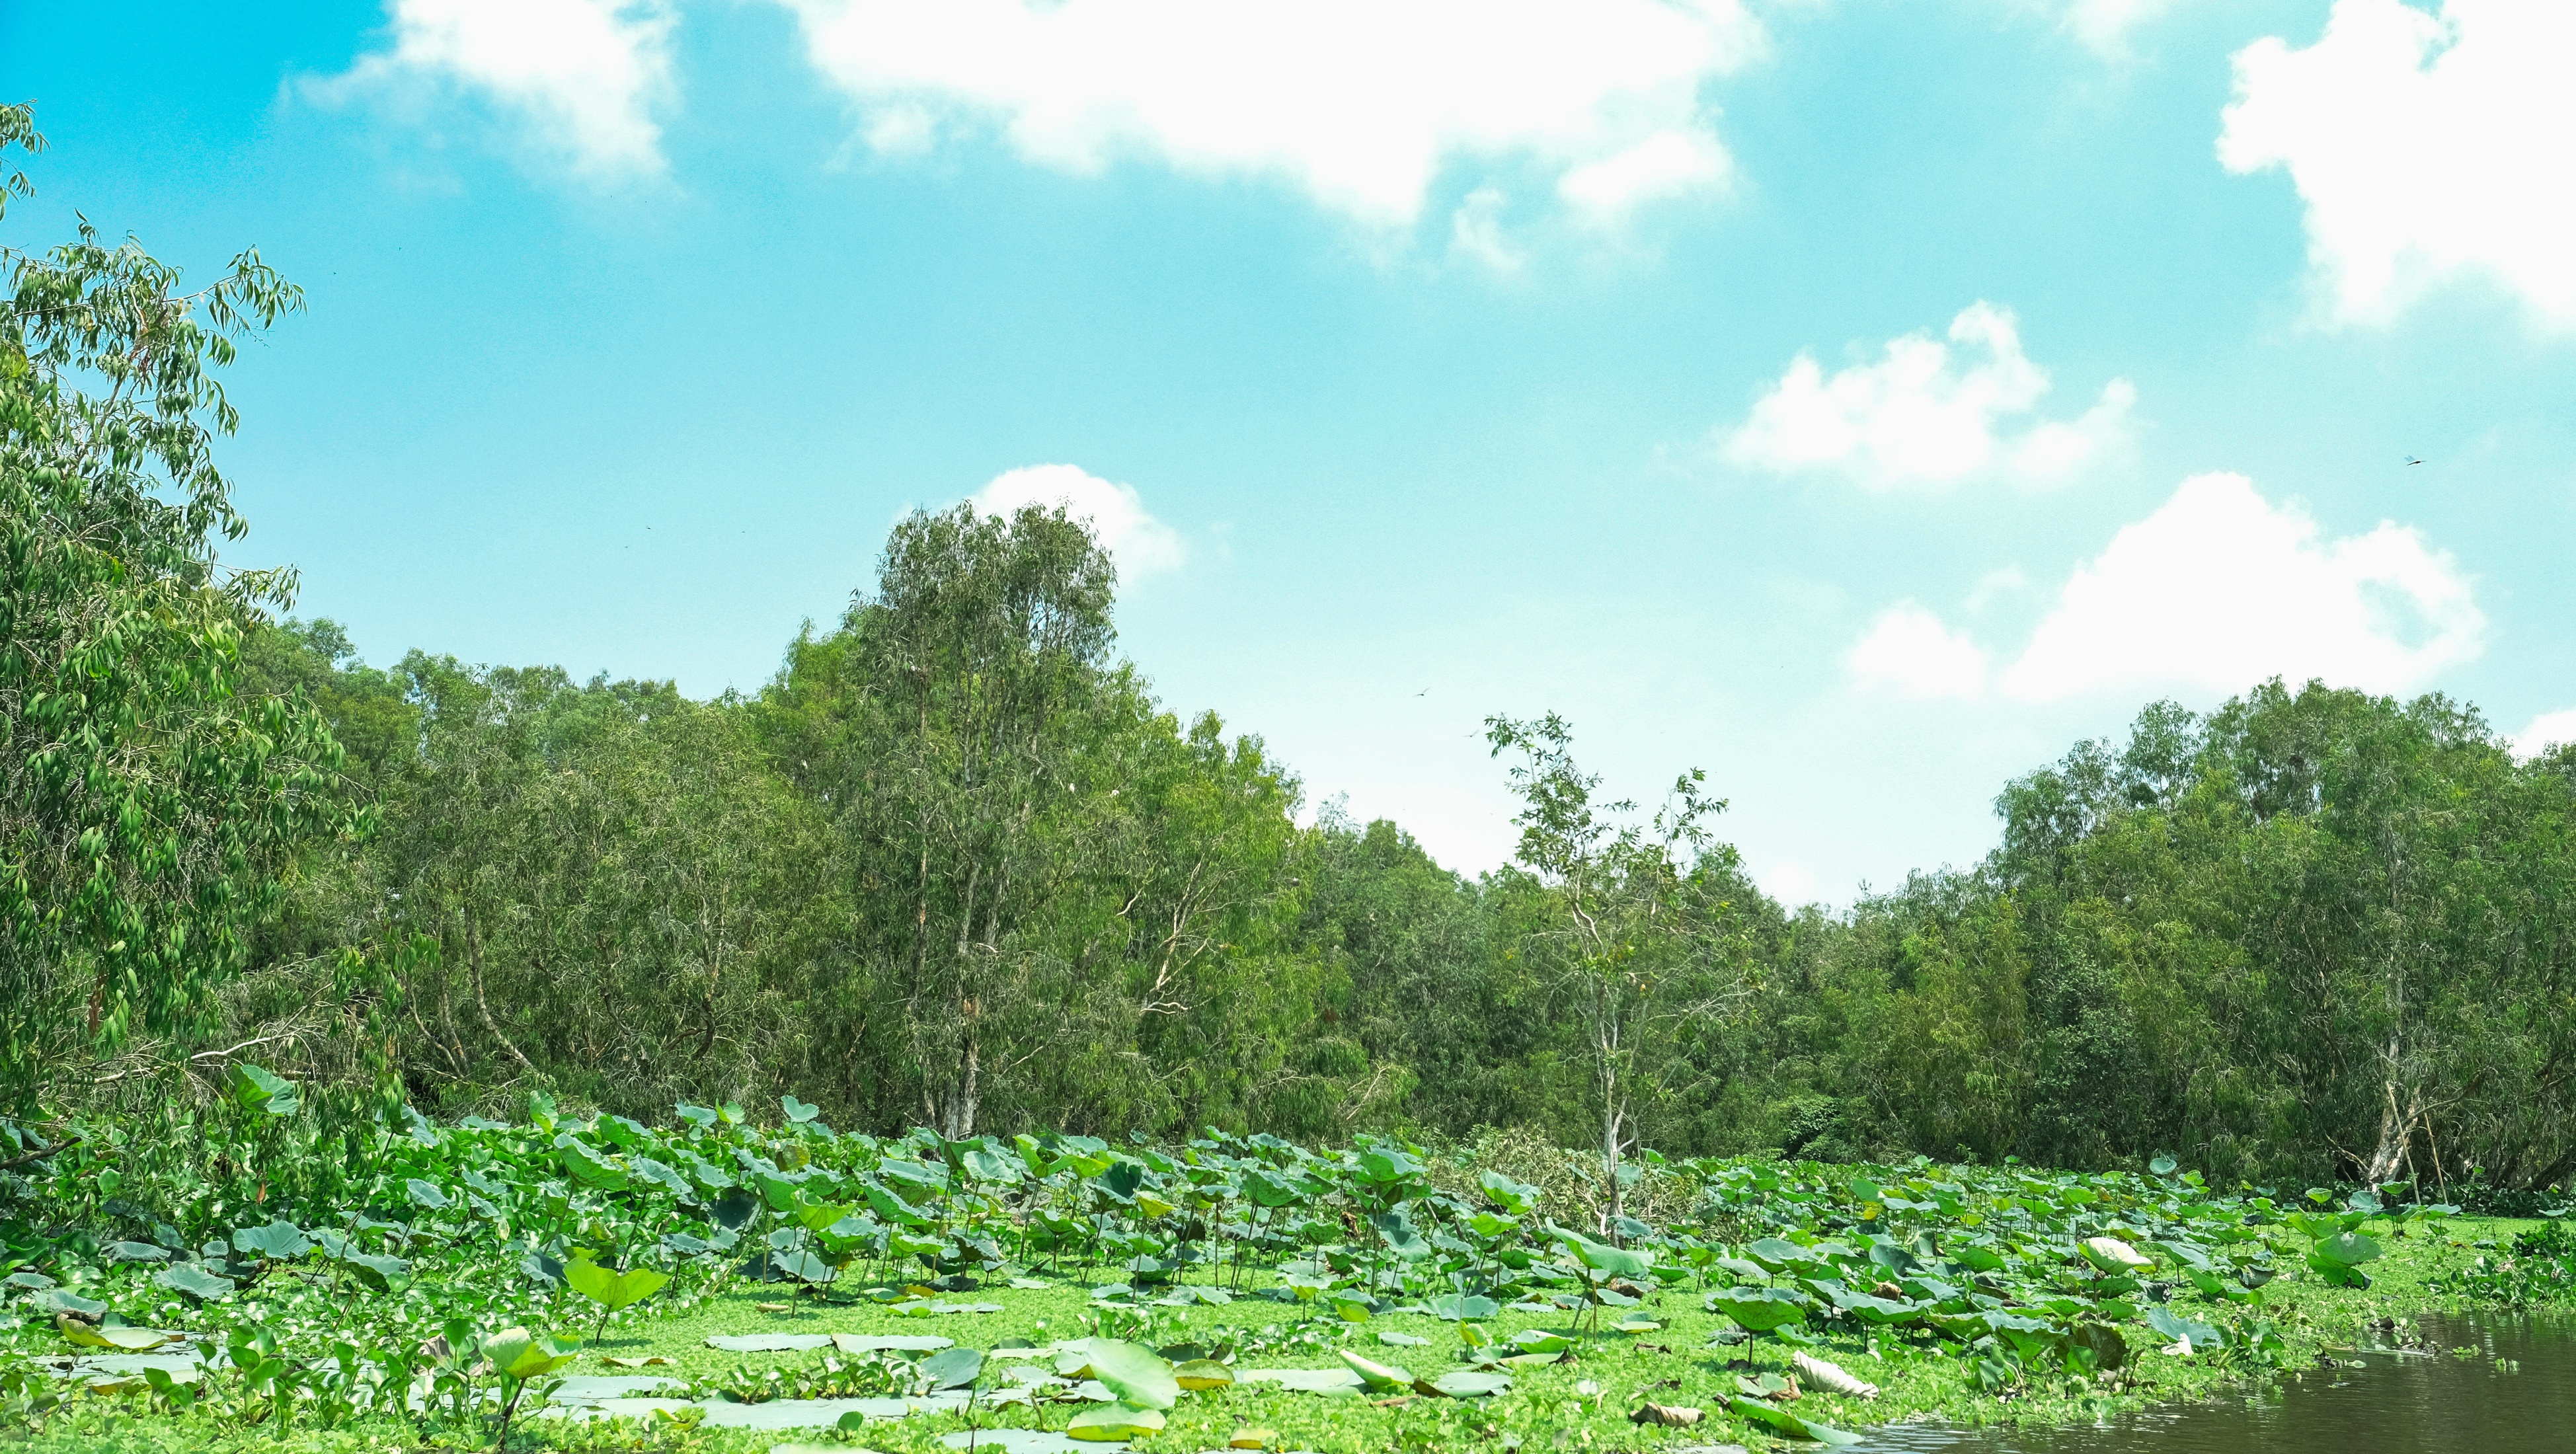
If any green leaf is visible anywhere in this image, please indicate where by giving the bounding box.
[482,1326,579,1381]
[231,1221,310,1261]
[154,1264,235,1301]
[559,1139,630,1190]
[1080,1339,1179,1410]
[919,1346,984,1389]
[565,1259,671,1312]
[1428,1370,1512,1398]
[1173,1358,1234,1391]
[340,1252,412,1293]
[1337,1349,1412,1389]
[1067,1403,1165,1440]
[2147,1305,2223,1353]
[2312,1231,2382,1267]
[2080,1237,2152,1272]
[1709,1285,1812,1331]
[222,1063,299,1116]
[405,1178,449,1210]
[1553,1225,1652,1278]
[781,1094,822,1124]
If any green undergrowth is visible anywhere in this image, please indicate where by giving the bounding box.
[3,1094,2562,1453]
[1,1221,2547,1454]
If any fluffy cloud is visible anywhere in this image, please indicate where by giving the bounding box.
[1723,303,2136,490]
[2058,0,2192,57]
[970,464,1186,577]
[317,0,678,178]
[2512,708,2576,760]
[1846,474,2485,704]
[2220,0,2576,330]
[768,0,1766,227]
[1848,603,1992,701]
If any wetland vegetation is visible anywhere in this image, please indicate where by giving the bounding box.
[5,99,2575,1451]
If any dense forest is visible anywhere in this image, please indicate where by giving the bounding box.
[7,100,2574,1201]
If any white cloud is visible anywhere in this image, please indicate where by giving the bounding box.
[970,464,1187,577]
[1848,603,1992,701]
[1750,857,1823,909]
[2511,708,2576,759]
[2220,0,2576,330]
[1850,475,2486,707]
[2002,473,2484,701]
[1450,188,1523,271]
[2060,0,2191,57]
[769,0,1766,228]
[317,0,678,178]
[1723,303,2136,490]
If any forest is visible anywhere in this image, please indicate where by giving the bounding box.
[3,83,2571,1206]
[13,93,2576,1454]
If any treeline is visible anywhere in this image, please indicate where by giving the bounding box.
[223,540,2576,1196]
[7,100,2573,1192]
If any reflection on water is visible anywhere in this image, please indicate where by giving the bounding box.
[1852,1315,2576,1454]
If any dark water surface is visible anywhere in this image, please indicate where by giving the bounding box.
[1850,1314,2576,1454]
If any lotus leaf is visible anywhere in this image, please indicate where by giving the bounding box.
[2080,1237,2152,1272]
[1337,1349,1411,1389]
[231,1221,310,1260]
[566,1259,671,1311]
[1173,1358,1234,1390]
[1705,1285,1808,1332]
[1081,1339,1179,1410]
[1730,1395,1861,1444]
[154,1264,234,1301]
[1428,1370,1512,1397]
[1066,1403,1165,1440]
[921,1346,985,1389]
[482,1326,579,1381]
[2312,1231,2382,1267]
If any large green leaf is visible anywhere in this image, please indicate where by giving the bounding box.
[482,1326,579,1381]
[222,1063,300,1116]
[1081,1339,1179,1410]
[155,1264,235,1301]
[1338,1349,1412,1389]
[559,1139,630,1190]
[920,1346,985,1389]
[1067,1403,1165,1441]
[231,1221,310,1261]
[1706,1285,1809,1332]
[1731,1395,1861,1444]
[2312,1231,2382,1267]
[565,1259,671,1312]
[1553,1225,1652,1278]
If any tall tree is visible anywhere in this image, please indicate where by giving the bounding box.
[783,503,1120,1137]
[1485,714,1757,1232]
[0,106,363,1109]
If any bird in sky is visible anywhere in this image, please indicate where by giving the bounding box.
[2406,457,2424,465]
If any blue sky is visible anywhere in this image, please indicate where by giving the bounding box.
[5,0,2572,901]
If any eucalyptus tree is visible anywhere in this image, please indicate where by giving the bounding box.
[0,106,364,1110]
[1485,713,1758,1233]
[774,502,1123,1137]
[354,656,836,1118]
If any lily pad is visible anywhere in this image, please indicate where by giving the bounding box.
[1067,1403,1165,1441]
[154,1264,235,1301]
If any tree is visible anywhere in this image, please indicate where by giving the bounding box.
[0,105,364,1109]
[781,502,1121,1137]
[1485,714,1756,1233]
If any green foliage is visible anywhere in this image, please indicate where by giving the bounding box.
[0,102,369,1113]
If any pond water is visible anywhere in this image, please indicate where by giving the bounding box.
[1852,1314,2576,1454]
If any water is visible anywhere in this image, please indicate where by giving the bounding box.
[1851,1314,2576,1454]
